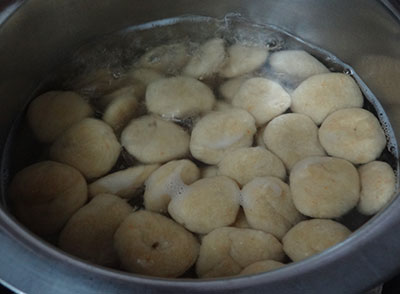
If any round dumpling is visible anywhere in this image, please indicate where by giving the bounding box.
[196,227,284,278]
[121,115,190,164]
[200,165,219,179]
[9,161,87,236]
[269,50,329,83]
[282,219,351,262]
[125,68,164,86]
[144,160,200,213]
[291,73,363,124]
[114,210,199,278]
[168,176,241,234]
[27,91,93,143]
[232,78,291,126]
[59,194,132,266]
[102,92,139,133]
[218,147,286,186]
[241,177,304,239]
[137,43,191,73]
[50,118,121,179]
[146,76,215,119]
[183,38,226,79]
[263,113,326,170]
[357,161,396,215]
[219,76,250,102]
[319,108,386,164]
[190,109,256,164]
[290,156,360,218]
[238,260,285,276]
[219,44,268,78]
[88,164,159,198]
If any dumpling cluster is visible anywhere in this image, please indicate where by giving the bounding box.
[9,35,396,280]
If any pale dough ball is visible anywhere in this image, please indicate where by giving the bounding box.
[219,44,268,78]
[59,194,132,266]
[102,93,139,133]
[263,113,326,170]
[269,50,329,83]
[291,73,363,124]
[27,91,93,143]
[144,160,200,213]
[238,260,285,276]
[196,227,284,278]
[99,84,145,109]
[9,161,87,236]
[168,176,241,234]
[241,177,304,239]
[319,108,386,164]
[214,100,233,111]
[50,118,121,179]
[137,43,191,73]
[190,109,256,164]
[219,76,250,103]
[200,165,219,178]
[89,164,159,199]
[114,210,199,278]
[357,161,396,215]
[290,156,360,218]
[282,219,351,262]
[126,68,164,86]
[183,38,226,79]
[146,76,215,119]
[232,78,291,126]
[218,147,286,186]
[121,115,190,164]
[232,208,250,229]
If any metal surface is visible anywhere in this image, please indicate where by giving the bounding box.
[0,0,399,293]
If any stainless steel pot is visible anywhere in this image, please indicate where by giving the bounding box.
[0,1,399,293]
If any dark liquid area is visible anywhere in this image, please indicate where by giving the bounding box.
[0,14,398,271]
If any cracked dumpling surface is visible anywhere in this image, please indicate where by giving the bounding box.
[196,227,284,278]
[241,177,304,239]
[183,38,226,79]
[219,44,268,78]
[218,147,286,186]
[114,210,199,278]
[238,260,285,276]
[290,156,360,218]
[291,73,363,124]
[59,194,132,266]
[89,164,159,198]
[121,115,190,164]
[27,91,93,143]
[144,160,200,213]
[50,118,121,179]
[9,161,87,236]
[137,43,191,73]
[146,76,215,119]
[190,109,256,164]
[263,113,326,170]
[319,108,386,164]
[357,161,396,215]
[269,50,329,83]
[233,78,291,126]
[168,176,241,234]
[282,219,351,262]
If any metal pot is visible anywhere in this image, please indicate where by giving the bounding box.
[0,0,399,293]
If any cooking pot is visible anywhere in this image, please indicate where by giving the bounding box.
[0,0,399,293]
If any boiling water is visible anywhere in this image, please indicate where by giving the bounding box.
[1,14,398,232]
